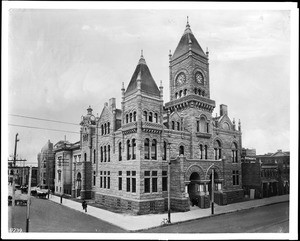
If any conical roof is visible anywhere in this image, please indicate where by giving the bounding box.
[125,53,160,97]
[172,20,206,60]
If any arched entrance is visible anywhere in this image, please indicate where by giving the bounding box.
[188,172,201,206]
[76,173,82,197]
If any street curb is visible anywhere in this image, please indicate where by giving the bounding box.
[135,200,290,232]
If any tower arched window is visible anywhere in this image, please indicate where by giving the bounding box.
[100,147,103,162]
[144,111,148,122]
[132,139,136,160]
[154,113,158,123]
[205,145,208,159]
[104,146,107,162]
[172,121,175,130]
[149,112,153,122]
[197,120,200,132]
[133,111,136,121]
[104,123,107,135]
[127,140,131,160]
[108,145,110,162]
[101,125,104,135]
[144,138,150,160]
[177,122,180,131]
[151,139,157,160]
[179,145,184,155]
[126,114,129,123]
[184,89,187,96]
[232,142,238,163]
[214,140,222,160]
[200,116,207,133]
[200,144,203,159]
[163,141,167,161]
[119,142,122,161]
[130,113,132,122]
[202,90,205,97]
[107,122,110,134]
[175,93,178,99]
[194,88,197,94]
[179,90,183,97]
[84,153,87,162]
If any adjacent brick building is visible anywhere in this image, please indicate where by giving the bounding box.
[242,149,289,199]
[37,140,55,191]
[72,20,244,214]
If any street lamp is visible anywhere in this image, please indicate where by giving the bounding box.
[167,143,172,224]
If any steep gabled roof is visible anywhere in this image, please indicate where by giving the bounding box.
[172,21,206,60]
[125,54,160,97]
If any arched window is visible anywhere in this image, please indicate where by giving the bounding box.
[108,145,110,162]
[202,90,205,97]
[104,146,107,162]
[184,89,187,96]
[172,121,175,130]
[126,114,129,123]
[214,140,221,160]
[127,140,131,160]
[130,113,132,122]
[107,122,110,134]
[84,153,87,162]
[154,113,158,123]
[175,93,178,99]
[119,142,122,161]
[93,149,96,164]
[100,147,103,162]
[163,141,167,160]
[179,145,184,155]
[101,125,104,135]
[197,120,200,132]
[144,111,148,122]
[179,90,183,97]
[204,145,208,159]
[104,123,107,134]
[144,138,150,160]
[177,122,180,131]
[198,89,201,95]
[200,116,207,133]
[133,111,136,121]
[232,142,238,163]
[200,144,203,159]
[194,88,197,94]
[149,112,153,122]
[132,139,136,160]
[151,139,157,160]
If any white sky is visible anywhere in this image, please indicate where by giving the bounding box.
[3,3,297,165]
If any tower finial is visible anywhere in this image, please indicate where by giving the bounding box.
[141,49,143,57]
[187,16,189,26]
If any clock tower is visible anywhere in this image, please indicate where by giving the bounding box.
[169,18,211,101]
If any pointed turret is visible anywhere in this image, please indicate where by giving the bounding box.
[172,17,206,60]
[125,51,160,97]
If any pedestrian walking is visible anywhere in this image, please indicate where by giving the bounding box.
[82,200,87,212]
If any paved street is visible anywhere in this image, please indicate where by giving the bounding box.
[8,197,127,233]
[141,202,289,233]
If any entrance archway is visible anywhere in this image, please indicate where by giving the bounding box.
[188,172,201,206]
[76,172,82,197]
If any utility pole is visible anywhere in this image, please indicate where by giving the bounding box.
[47,150,50,199]
[13,133,19,167]
[12,133,19,207]
[167,143,171,224]
[26,166,32,232]
[211,167,215,215]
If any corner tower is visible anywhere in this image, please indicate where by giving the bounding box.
[169,17,211,101]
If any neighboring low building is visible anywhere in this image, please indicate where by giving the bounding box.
[8,165,38,187]
[37,140,55,191]
[241,149,289,199]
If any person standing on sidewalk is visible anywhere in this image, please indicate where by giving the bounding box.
[82,200,87,212]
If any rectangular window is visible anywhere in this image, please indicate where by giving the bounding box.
[104,176,106,188]
[126,178,130,192]
[118,171,122,191]
[162,171,168,191]
[233,170,239,185]
[145,178,150,193]
[100,176,103,188]
[152,177,157,192]
[107,177,110,189]
[132,177,136,193]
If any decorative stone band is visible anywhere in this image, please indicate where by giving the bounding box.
[196,132,212,139]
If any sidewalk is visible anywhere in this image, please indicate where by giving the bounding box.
[48,194,289,231]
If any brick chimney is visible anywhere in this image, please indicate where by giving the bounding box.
[220,104,228,116]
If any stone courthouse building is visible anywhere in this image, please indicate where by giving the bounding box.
[64,20,244,214]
